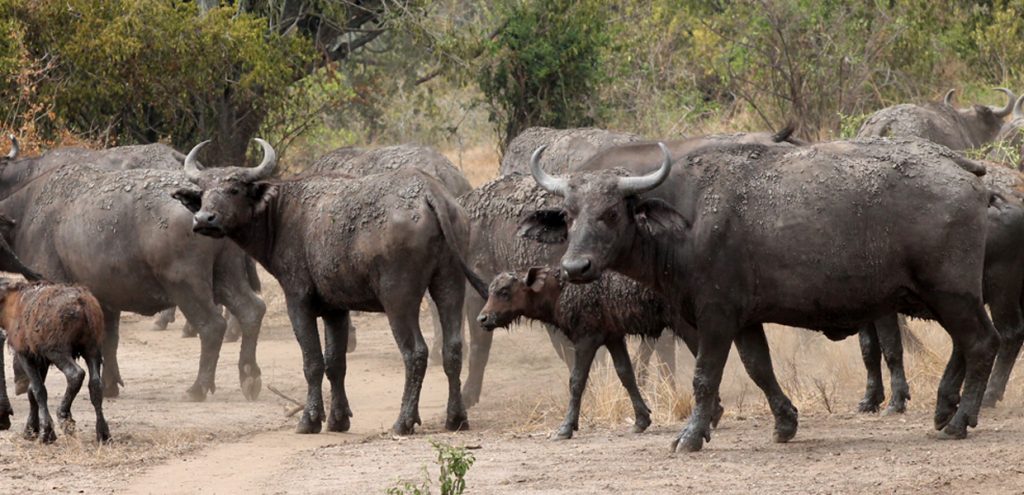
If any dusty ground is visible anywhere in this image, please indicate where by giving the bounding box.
[3,278,1024,495]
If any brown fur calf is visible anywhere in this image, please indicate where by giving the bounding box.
[479,267,697,439]
[0,279,109,443]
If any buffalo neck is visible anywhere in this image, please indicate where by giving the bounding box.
[611,227,693,309]
[228,190,284,275]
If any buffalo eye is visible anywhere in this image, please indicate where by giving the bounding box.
[600,208,619,224]
[227,187,241,196]
[497,288,511,300]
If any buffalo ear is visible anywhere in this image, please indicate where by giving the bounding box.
[250,182,278,215]
[517,208,567,244]
[172,188,202,213]
[524,266,552,292]
[634,198,689,236]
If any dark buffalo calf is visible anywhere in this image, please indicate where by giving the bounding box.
[0,279,109,443]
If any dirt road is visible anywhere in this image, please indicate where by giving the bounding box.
[4,300,1024,494]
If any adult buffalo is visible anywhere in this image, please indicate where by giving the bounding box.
[857,88,1016,150]
[523,137,998,452]
[461,127,803,407]
[501,127,643,176]
[308,144,472,357]
[0,141,260,339]
[173,139,488,435]
[859,162,1024,413]
[0,159,266,401]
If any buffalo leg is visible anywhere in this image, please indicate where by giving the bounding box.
[175,293,228,402]
[219,280,267,401]
[983,289,1024,407]
[0,333,11,430]
[672,309,737,453]
[431,268,470,432]
[734,324,799,443]
[606,336,652,433]
[929,295,999,438]
[23,377,39,440]
[285,296,325,434]
[554,332,601,440]
[84,347,110,442]
[48,351,85,436]
[461,290,491,408]
[672,318,724,428]
[19,354,54,443]
[323,310,353,432]
[101,307,123,398]
[382,291,429,435]
[857,323,885,413]
[876,313,910,414]
[151,308,176,331]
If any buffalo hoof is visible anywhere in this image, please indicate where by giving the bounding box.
[711,403,725,429]
[857,400,881,414]
[461,386,481,410]
[59,417,76,436]
[296,412,323,434]
[328,408,352,433]
[445,413,470,432]
[940,413,970,439]
[773,404,799,443]
[671,424,710,453]
[393,416,419,436]
[934,402,959,431]
[39,427,56,444]
[103,384,120,399]
[239,366,262,401]
[183,384,209,403]
[883,402,907,416]
[633,413,652,434]
[551,424,574,440]
[96,422,111,444]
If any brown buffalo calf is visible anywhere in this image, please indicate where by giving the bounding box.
[0,279,109,443]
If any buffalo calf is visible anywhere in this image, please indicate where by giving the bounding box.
[0,279,109,443]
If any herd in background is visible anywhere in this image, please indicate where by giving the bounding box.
[0,87,1020,454]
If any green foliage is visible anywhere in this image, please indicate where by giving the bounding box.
[7,1,313,148]
[476,0,612,152]
[385,441,476,495]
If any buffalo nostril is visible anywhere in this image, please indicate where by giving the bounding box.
[562,258,592,276]
[477,314,487,324]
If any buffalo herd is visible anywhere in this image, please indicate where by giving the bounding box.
[0,88,1023,453]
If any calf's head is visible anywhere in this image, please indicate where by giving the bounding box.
[172,139,277,238]
[478,267,561,330]
[521,143,685,283]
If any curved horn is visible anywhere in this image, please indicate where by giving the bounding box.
[617,142,673,196]
[183,140,210,183]
[529,145,568,196]
[1014,95,1024,120]
[238,138,277,182]
[6,135,18,159]
[990,88,1017,118]
[943,88,956,107]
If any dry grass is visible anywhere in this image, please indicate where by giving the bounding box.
[442,145,500,188]
[499,317,1009,437]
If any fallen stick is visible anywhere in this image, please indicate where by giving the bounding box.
[267,384,302,406]
[286,405,304,417]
